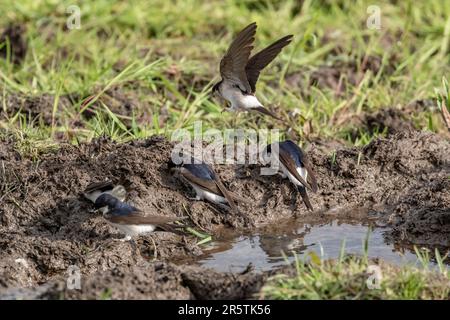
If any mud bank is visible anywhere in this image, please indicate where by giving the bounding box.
[0,261,282,300]
[0,128,449,298]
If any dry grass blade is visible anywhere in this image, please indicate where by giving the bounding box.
[441,101,450,131]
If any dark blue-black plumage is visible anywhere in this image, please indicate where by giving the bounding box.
[168,158,240,212]
[265,139,318,211]
[278,140,305,168]
[183,163,216,181]
[95,193,138,216]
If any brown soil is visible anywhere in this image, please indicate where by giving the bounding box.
[79,87,155,126]
[0,89,151,127]
[286,54,397,97]
[0,24,27,65]
[0,262,273,300]
[1,84,177,129]
[344,108,417,141]
[0,113,449,299]
[0,94,73,125]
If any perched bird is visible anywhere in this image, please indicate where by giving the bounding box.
[83,180,126,204]
[169,159,247,213]
[212,22,293,119]
[94,193,185,241]
[266,140,318,211]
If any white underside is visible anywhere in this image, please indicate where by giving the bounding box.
[109,222,156,237]
[84,185,126,203]
[191,183,227,204]
[220,84,262,110]
[280,163,308,188]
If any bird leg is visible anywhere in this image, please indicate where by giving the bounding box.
[130,239,138,256]
[147,235,158,261]
[114,235,132,242]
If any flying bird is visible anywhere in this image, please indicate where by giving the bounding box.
[83,180,126,204]
[169,159,247,213]
[94,193,185,241]
[266,140,318,211]
[212,22,293,120]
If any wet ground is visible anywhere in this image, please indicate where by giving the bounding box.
[0,113,449,299]
[175,219,435,273]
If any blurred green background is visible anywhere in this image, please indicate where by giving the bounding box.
[0,0,449,154]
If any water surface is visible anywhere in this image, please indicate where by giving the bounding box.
[179,219,440,273]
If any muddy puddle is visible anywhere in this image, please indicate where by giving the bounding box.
[175,218,443,273]
[0,128,449,299]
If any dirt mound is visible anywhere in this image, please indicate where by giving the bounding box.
[0,130,449,298]
[309,130,450,246]
[358,108,416,135]
[0,261,270,300]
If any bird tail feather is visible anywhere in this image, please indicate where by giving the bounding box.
[298,186,313,211]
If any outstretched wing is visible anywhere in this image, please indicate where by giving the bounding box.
[245,35,293,93]
[219,22,257,94]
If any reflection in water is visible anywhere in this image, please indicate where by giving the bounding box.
[180,220,441,273]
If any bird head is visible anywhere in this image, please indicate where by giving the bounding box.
[168,158,182,174]
[94,193,120,210]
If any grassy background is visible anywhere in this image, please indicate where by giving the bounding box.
[1,0,449,151]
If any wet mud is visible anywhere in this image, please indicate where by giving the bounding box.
[0,111,449,299]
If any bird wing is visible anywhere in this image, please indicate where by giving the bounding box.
[278,147,314,192]
[213,178,239,214]
[84,180,113,194]
[219,22,257,94]
[180,167,238,213]
[107,211,185,226]
[298,186,313,211]
[245,35,293,93]
[179,167,222,194]
[301,156,318,193]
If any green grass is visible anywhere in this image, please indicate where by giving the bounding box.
[1,0,449,152]
[261,247,450,300]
